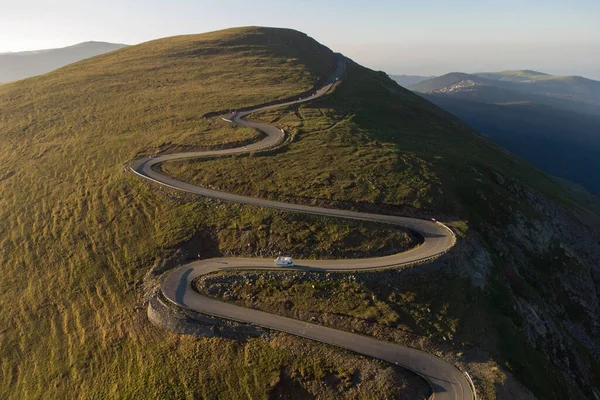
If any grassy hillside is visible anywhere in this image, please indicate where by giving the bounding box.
[164,60,600,398]
[2,26,599,399]
[164,61,586,217]
[0,27,432,399]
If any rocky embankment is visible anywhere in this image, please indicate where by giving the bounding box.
[465,173,600,397]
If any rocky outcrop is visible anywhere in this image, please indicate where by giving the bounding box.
[478,176,600,396]
[148,294,265,339]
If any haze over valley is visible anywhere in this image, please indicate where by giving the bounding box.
[405,70,600,195]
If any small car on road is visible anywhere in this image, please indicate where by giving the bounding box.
[275,256,294,267]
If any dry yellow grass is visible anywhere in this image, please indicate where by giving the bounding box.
[0,27,426,398]
[3,25,594,400]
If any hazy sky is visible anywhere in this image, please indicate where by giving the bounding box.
[2,0,599,78]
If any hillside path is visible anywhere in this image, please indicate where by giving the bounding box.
[131,56,473,400]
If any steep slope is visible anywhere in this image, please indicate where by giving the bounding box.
[164,59,600,398]
[422,95,600,194]
[1,27,430,399]
[0,41,127,82]
[1,27,599,400]
[410,71,600,193]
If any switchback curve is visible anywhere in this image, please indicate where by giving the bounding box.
[131,56,473,400]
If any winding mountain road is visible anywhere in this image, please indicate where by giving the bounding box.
[131,56,473,400]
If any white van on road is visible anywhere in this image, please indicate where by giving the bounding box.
[274,256,294,267]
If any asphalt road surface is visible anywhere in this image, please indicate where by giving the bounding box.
[131,56,474,400]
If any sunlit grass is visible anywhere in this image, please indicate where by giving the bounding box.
[0,27,426,398]
[1,26,595,399]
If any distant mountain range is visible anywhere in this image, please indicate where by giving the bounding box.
[410,70,600,115]
[389,74,433,87]
[409,70,600,194]
[0,41,126,82]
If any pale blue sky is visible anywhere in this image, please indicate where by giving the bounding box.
[1,0,599,78]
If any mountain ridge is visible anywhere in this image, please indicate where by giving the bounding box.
[0,41,127,54]
[410,70,600,112]
[0,41,127,82]
[409,69,600,193]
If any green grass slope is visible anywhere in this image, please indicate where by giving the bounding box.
[2,26,599,400]
[0,27,431,399]
[165,61,586,218]
[165,59,600,398]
